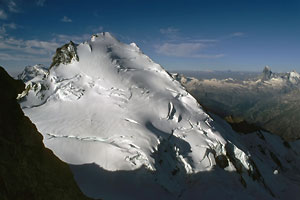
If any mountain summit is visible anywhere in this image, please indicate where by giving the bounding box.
[262,65,272,80]
[18,33,300,199]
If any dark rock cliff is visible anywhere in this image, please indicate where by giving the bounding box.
[0,67,92,200]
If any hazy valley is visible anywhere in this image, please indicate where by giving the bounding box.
[174,67,300,141]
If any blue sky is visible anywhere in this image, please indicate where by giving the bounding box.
[0,0,299,74]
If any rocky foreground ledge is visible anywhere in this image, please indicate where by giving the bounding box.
[0,66,93,200]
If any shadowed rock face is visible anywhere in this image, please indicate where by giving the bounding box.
[262,66,272,81]
[224,115,264,134]
[0,67,91,200]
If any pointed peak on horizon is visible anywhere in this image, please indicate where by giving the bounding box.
[91,32,117,42]
[263,65,271,72]
[262,65,272,80]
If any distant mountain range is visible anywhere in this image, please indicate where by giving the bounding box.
[173,66,300,141]
[171,70,261,80]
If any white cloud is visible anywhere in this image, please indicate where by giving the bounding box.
[8,0,18,13]
[0,36,60,56]
[160,27,179,35]
[25,40,60,53]
[0,9,7,20]
[0,52,50,62]
[191,39,218,43]
[159,27,180,41]
[92,26,104,33]
[0,36,61,67]
[54,33,91,43]
[194,53,224,58]
[5,23,16,29]
[155,30,246,58]
[155,42,224,58]
[61,16,72,23]
[0,31,102,64]
[0,32,95,66]
[36,0,46,6]
[232,32,245,37]
[156,42,205,56]
[0,23,17,35]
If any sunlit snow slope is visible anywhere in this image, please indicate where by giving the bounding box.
[19,32,229,172]
[18,33,300,200]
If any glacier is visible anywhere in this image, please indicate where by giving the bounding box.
[18,32,300,200]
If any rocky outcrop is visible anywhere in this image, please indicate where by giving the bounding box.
[50,41,79,69]
[262,65,272,81]
[0,67,91,200]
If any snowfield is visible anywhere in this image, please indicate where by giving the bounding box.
[18,32,300,199]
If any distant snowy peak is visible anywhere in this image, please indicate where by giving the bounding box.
[17,64,48,82]
[287,70,300,84]
[260,66,300,85]
[262,65,272,80]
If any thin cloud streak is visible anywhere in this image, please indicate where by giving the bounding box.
[0,9,8,19]
[8,0,19,13]
[0,23,17,35]
[61,16,72,23]
[155,42,224,58]
[157,28,223,59]
[36,0,46,7]
[0,36,60,65]
[54,33,91,43]
[232,32,245,37]
[0,37,60,55]
[156,27,246,59]
[0,52,50,62]
[160,27,179,35]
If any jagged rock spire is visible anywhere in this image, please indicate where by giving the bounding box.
[262,65,272,80]
[50,41,79,69]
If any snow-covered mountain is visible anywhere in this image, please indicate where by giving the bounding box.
[18,33,300,199]
[260,65,300,86]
